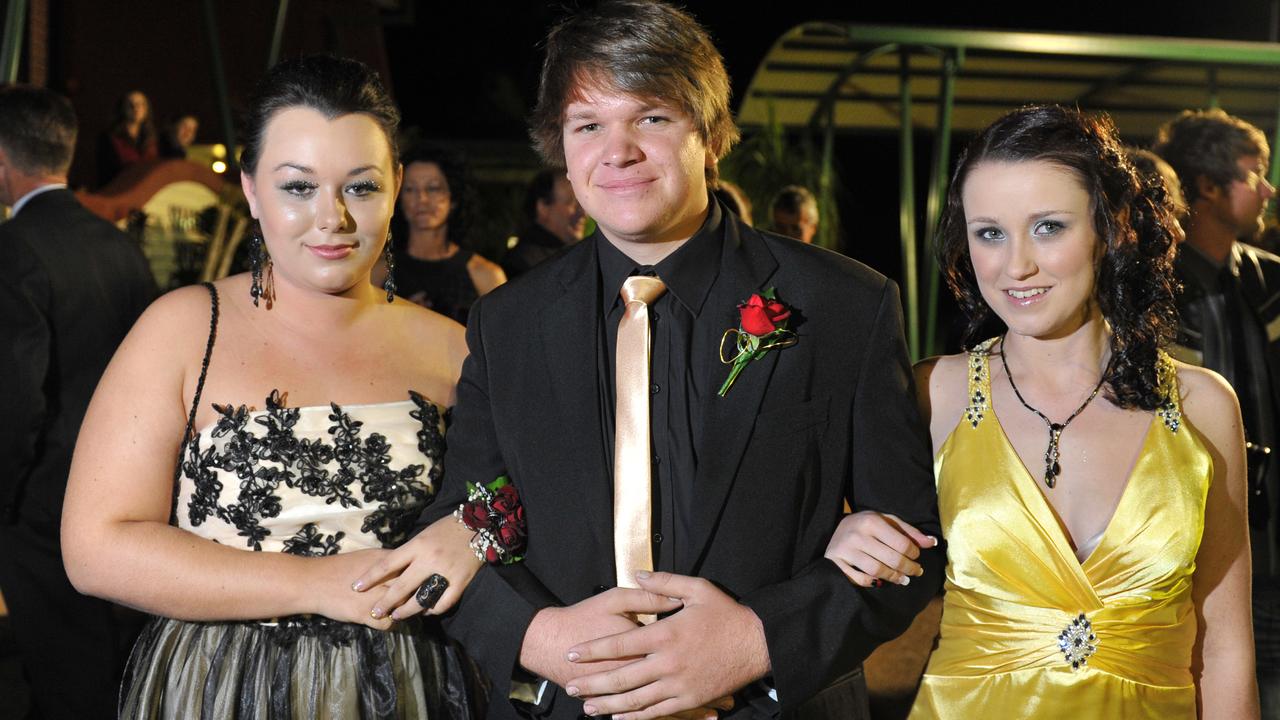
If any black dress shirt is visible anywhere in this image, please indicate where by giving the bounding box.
[596,200,723,573]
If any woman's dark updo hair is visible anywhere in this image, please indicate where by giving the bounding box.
[937,105,1181,410]
[239,55,400,176]
[394,142,474,249]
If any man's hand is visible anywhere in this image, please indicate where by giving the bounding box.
[564,572,771,720]
[520,586,683,687]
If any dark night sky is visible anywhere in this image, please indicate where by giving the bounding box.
[384,0,1277,140]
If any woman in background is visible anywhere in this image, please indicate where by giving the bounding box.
[373,143,505,322]
[97,89,159,186]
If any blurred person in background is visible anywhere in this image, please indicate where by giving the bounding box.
[1155,107,1280,716]
[713,179,753,226]
[96,89,158,186]
[158,114,199,159]
[770,184,819,243]
[373,142,505,322]
[1127,147,1188,238]
[502,168,585,279]
[0,84,156,720]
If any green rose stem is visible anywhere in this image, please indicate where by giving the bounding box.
[718,334,761,397]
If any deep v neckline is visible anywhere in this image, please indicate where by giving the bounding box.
[988,399,1157,572]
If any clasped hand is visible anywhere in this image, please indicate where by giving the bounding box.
[525,571,770,720]
[824,510,937,587]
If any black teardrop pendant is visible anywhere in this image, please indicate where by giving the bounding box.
[1001,340,1107,490]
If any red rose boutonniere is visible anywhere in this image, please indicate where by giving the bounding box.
[718,287,797,396]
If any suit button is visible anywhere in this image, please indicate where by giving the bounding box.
[651,383,660,394]
[652,532,663,544]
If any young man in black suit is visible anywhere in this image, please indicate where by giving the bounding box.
[361,3,943,717]
[0,85,156,719]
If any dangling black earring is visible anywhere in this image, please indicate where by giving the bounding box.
[249,228,265,307]
[383,231,397,303]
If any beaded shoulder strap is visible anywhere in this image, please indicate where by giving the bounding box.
[963,337,999,428]
[169,282,220,525]
[1156,350,1182,433]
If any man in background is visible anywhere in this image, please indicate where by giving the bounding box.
[0,84,156,719]
[770,184,819,244]
[1155,107,1280,716]
[502,168,585,279]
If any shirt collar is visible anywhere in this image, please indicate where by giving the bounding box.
[1180,240,1240,286]
[597,196,723,317]
[10,183,66,217]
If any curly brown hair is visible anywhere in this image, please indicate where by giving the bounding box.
[937,105,1181,410]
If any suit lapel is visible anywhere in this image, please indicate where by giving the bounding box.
[682,221,781,572]
[537,240,613,552]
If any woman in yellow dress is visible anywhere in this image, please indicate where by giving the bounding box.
[826,105,1257,718]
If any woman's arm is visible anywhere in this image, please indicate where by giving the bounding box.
[824,355,958,587]
[1181,364,1260,719]
[468,254,507,296]
[62,285,391,627]
[355,314,484,618]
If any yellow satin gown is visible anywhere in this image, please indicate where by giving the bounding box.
[910,339,1211,719]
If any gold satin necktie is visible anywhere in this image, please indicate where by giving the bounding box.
[613,275,667,611]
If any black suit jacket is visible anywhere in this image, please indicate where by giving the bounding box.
[423,213,943,719]
[1173,242,1280,570]
[0,188,156,527]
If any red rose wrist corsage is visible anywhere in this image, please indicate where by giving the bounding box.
[455,475,527,565]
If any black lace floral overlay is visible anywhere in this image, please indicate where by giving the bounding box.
[181,390,445,553]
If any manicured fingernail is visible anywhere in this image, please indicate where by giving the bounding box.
[583,704,597,715]
[370,607,384,619]
[351,580,364,591]
[898,576,911,586]
[566,651,580,661]
[566,686,580,697]
[635,571,651,580]
[928,536,939,547]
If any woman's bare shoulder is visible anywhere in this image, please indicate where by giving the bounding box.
[913,351,972,430]
[387,299,468,385]
[1172,360,1242,437]
[126,281,224,350]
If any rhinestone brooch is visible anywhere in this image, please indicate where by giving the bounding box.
[1058,613,1098,669]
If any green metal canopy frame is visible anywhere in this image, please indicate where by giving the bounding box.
[740,23,1280,359]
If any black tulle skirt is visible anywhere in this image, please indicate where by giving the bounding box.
[120,614,485,719]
